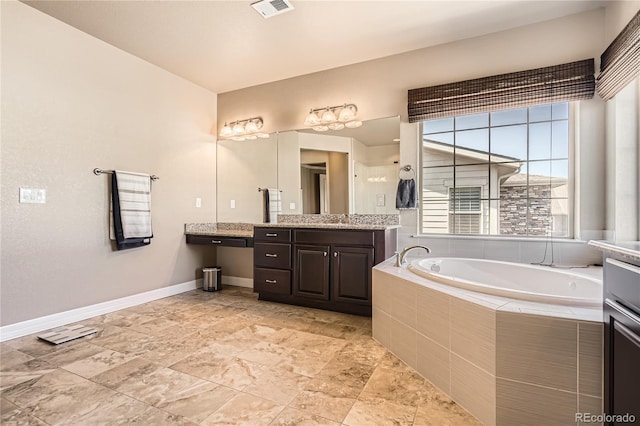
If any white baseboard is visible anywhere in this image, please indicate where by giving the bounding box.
[222,275,253,288]
[0,279,200,342]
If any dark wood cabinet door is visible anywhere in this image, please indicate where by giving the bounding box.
[294,245,330,300]
[332,246,373,305]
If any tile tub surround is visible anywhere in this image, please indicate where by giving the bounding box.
[373,260,604,426]
[0,286,481,425]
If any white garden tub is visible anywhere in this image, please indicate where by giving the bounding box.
[407,257,602,307]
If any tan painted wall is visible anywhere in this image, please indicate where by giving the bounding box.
[217,9,607,134]
[1,2,217,326]
[217,7,611,269]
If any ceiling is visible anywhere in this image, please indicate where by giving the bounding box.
[23,0,606,94]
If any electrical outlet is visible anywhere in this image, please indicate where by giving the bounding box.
[19,188,46,204]
[230,200,236,209]
[195,197,202,208]
[289,202,296,210]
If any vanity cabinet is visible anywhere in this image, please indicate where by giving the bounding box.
[294,244,330,300]
[254,225,396,316]
[253,227,292,295]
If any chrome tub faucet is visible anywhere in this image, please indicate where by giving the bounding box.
[394,245,431,267]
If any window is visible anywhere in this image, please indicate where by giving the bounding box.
[449,187,481,234]
[421,103,571,237]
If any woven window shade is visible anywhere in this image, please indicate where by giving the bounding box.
[408,59,595,122]
[597,10,640,101]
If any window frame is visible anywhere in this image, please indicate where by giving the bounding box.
[418,102,575,239]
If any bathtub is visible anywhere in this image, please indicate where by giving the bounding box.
[408,257,602,307]
[372,257,603,425]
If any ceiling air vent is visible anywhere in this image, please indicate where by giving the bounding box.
[251,0,294,19]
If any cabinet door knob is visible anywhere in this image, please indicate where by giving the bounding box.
[265,279,277,284]
[323,251,327,257]
[265,253,278,258]
[334,252,338,257]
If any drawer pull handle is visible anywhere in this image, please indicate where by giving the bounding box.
[212,240,222,244]
[265,279,277,284]
[265,233,278,237]
[265,253,278,258]
[334,252,338,257]
[323,251,327,257]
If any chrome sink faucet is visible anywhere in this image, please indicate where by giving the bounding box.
[394,245,431,266]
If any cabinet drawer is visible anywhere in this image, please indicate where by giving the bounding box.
[254,228,291,242]
[254,243,291,269]
[294,229,374,246]
[186,235,248,247]
[254,268,291,294]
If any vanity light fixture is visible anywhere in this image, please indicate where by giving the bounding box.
[304,103,362,132]
[219,117,269,141]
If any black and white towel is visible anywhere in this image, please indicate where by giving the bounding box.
[110,171,153,250]
[396,178,418,209]
[263,188,282,223]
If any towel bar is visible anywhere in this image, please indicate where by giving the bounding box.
[93,168,159,181]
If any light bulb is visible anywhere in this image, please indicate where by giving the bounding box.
[245,120,258,133]
[321,108,336,123]
[245,134,258,140]
[233,122,245,135]
[338,104,356,122]
[220,123,233,138]
[304,110,320,126]
[345,120,362,128]
[257,132,270,139]
[328,122,345,130]
[313,125,329,132]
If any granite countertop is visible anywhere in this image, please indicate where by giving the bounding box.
[588,240,640,261]
[185,215,400,235]
[186,229,254,237]
[252,222,400,231]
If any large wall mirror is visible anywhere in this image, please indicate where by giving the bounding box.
[216,116,400,222]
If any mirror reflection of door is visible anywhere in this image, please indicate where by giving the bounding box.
[300,150,348,214]
[300,162,326,214]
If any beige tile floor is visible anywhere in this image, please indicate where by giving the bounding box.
[1,286,482,425]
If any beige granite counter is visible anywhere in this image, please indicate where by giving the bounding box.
[252,222,400,231]
[185,214,400,235]
[588,240,640,262]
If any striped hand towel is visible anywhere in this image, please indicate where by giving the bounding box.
[268,189,282,224]
[110,171,153,250]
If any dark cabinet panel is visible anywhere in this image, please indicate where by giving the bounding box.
[604,256,640,424]
[186,234,249,247]
[254,243,291,269]
[254,228,291,242]
[294,245,330,300]
[254,268,291,295]
[254,226,396,316]
[295,229,374,246]
[332,246,374,305]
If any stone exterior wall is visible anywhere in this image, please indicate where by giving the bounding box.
[499,185,551,235]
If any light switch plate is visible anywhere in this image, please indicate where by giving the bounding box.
[20,188,46,204]
[195,197,202,208]
[230,200,236,209]
[376,193,385,207]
